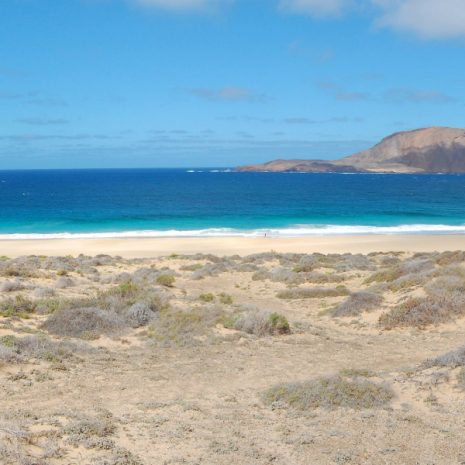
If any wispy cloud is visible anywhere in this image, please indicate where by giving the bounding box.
[130,0,233,13]
[317,81,372,101]
[189,87,269,103]
[384,88,456,103]
[279,0,350,17]
[284,116,364,124]
[0,90,67,107]
[373,0,465,39]
[16,117,69,126]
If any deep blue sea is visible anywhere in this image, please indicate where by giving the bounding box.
[1,169,465,238]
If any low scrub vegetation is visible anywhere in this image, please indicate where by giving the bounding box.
[42,307,124,339]
[0,279,26,293]
[147,305,224,347]
[0,296,37,318]
[365,258,434,286]
[331,291,383,317]
[380,291,465,329]
[277,285,349,300]
[232,308,290,336]
[424,345,465,368]
[41,283,166,338]
[198,293,215,303]
[0,334,84,363]
[156,274,175,287]
[263,372,394,410]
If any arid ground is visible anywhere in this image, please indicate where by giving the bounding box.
[2,250,465,464]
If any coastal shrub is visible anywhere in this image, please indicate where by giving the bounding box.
[42,307,124,339]
[94,447,144,465]
[365,258,434,285]
[365,267,402,284]
[125,302,156,328]
[97,283,169,314]
[379,292,465,329]
[251,269,271,281]
[384,269,435,292]
[379,255,402,267]
[0,334,83,363]
[0,279,25,293]
[0,262,40,278]
[263,372,394,410]
[191,262,230,280]
[233,308,290,336]
[64,414,116,442]
[156,274,175,287]
[277,285,349,300]
[198,293,215,303]
[55,276,75,289]
[435,251,465,266]
[332,254,375,272]
[148,305,224,347]
[180,263,203,272]
[457,368,465,390]
[0,344,20,364]
[304,272,345,284]
[427,275,465,295]
[235,262,260,272]
[331,291,383,317]
[39,283,169,333]
[33,287,56,299]
[132,267,176,284]
[218,293,233,305]
[424,345,465,368]
[293,255,319,273]
[0,296,37,317]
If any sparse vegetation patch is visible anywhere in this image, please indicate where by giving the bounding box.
[263,372,394,410]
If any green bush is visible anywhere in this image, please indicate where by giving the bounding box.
[198,293,215,303]
[156,274,175,287]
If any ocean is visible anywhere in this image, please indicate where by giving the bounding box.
[1,168,465,238]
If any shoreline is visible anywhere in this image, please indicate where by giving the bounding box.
[1,234,465,257]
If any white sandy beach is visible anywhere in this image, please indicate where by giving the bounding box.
[0,234,464,258]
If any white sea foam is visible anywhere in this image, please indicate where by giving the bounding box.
[1,224,465,240]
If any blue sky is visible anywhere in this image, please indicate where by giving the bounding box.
[1,0,464,168]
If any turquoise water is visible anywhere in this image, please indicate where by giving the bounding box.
[1,169,465,237]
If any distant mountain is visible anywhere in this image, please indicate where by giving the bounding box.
[236,127,465,173]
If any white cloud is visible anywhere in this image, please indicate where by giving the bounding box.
[374,0,465,39]
[131,0,231,12]
[279,0,350,17]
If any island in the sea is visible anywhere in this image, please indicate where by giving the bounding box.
[236,126,465,173]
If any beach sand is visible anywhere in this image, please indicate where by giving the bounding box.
[0,234,464,257]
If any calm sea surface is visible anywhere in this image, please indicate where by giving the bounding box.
[1,169,465,237]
